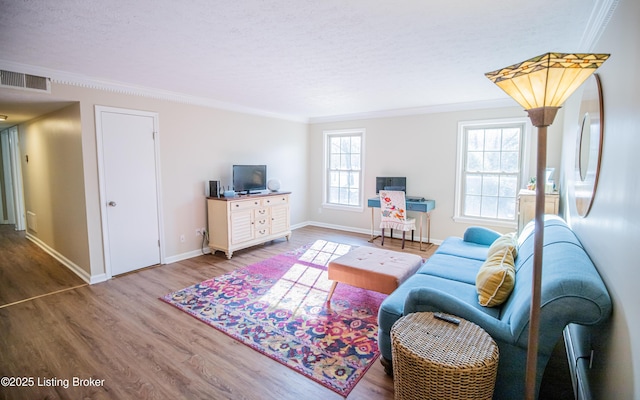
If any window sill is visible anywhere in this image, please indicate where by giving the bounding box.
[453,215,517,229]
[322,203,364,213]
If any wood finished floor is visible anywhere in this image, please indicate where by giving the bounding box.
[0,225,87,308]
[0,224,572,399]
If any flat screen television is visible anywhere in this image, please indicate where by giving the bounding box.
[376,177,406,193]
[233,165,267,194]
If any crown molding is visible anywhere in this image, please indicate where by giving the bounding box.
[307,98,520,124]
[1,59,522,125]
[579,0,619,50]
[0,60,308,123]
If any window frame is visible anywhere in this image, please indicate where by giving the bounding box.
[454,117,532,227]
[322,128,366,212]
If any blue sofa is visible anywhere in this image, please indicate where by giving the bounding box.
[378,215,612,399]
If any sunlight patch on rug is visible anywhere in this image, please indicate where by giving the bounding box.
[161,240,386,397]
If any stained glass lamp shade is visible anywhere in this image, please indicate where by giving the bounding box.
[485,53,609,113]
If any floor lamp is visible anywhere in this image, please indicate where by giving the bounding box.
[485,53,609,399]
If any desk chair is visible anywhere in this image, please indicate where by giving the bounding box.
[379,190,416,249]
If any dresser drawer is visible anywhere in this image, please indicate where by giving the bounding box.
[254,227,270,238]
[230,199,262,211]
[254,217,269,229]
[263,195,288,206]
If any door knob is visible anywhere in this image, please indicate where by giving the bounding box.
[108,201,117,207]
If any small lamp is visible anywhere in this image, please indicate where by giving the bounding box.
[485,52,608,399]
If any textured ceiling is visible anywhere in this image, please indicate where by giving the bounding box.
[0,0,612,127]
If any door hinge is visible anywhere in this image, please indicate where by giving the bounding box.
[152,131,156,140]
[158,239,160,247]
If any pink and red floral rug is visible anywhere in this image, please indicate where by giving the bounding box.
[161,240,386,397]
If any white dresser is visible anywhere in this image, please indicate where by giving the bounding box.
[207,192,291,259]
[517,189,559,233]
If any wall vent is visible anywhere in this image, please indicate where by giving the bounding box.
[0,70,51,93]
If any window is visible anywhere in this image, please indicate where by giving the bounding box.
[323,129,365,210]
[455,118,530,226]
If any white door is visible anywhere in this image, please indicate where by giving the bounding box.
[96,107,162,276]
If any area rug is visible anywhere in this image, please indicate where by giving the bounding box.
[160,240,386,397]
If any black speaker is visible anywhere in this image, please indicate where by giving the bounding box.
[209,180,220,198]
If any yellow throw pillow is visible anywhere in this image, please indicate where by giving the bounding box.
[487,232,518,259]
[476,247,516,307]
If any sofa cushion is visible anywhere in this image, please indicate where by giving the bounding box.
[417,253,483,285]
[476,247,516,307]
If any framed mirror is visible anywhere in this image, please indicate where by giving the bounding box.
[574,73,604,217]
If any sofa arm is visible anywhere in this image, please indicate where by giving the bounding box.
[404,287,515,345]
[463,226,502,246]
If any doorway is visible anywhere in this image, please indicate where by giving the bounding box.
[0,126,25,230]
[95,106,164,277]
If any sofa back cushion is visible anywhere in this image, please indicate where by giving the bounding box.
[499,216,612,346]
[514,216,582,273]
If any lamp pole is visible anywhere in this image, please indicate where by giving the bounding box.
[524,106,559,400]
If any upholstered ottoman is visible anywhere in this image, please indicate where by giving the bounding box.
[327,247,423,301]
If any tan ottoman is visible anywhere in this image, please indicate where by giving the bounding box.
[327,246,422,301]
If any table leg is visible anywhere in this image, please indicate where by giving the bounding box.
[370,207,374,241]
[419,212,424,251]
[368,207,381,243]
[427,211,431,244]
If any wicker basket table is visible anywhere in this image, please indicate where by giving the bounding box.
[391,312,499,400]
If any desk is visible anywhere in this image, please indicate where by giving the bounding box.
[368,197,435,251]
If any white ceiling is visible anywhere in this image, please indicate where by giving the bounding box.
[0,0,613,129]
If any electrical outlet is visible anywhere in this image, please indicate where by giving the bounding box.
[180,234,185,243]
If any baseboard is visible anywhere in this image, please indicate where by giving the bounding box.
[160,220,438,267]
[89,273,108,284]
[303,220,443,245]
[25,233,93,284]
[24,223,434,285]
[164,247,211,264]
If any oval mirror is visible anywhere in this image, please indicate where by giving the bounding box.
[574,74,604,217]
[578,112,591,181]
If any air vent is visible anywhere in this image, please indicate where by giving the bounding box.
[1,70,51,93]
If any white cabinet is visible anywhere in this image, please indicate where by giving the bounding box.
[517,189,559,233]
[207,192,291,259]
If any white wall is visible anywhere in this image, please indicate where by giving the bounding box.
[559,0,639,397]
[22,83,308,279]
[308,106,564,241]
[19,104,91,276]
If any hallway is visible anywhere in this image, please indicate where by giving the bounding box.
[0,225,86,308]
